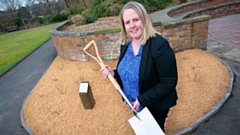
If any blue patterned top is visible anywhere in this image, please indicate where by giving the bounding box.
[117,42,144,112]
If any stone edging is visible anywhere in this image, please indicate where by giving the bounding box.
[151,0,206,23]
[20,53,235,135]
[173,56,234,135]
[20,72,45,135]
[49,20,121,36]
[176,1,240,19]
[152,0,240,26]
[20,107,35,135]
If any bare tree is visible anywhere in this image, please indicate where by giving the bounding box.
[64,0,70,8]
[63,0,71,14]
[0,0,27,29]
[0,7,17,25]
[17,5,27,29]
[81,0,87,7]
[0,0,21,12]
[42,0,59,14]
[24,0,37,17]
[25,0,36,5]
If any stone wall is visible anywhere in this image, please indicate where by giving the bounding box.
[50,0,240,61]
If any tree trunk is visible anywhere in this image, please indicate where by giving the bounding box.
[82,0,87,7]
[20,17,27,29]
[64,0,71,15]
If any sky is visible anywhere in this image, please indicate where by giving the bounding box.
[0,0,31,11]
[0,0,59,11]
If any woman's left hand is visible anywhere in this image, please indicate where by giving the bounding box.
[100,65,114,78]
[131,98,140,112]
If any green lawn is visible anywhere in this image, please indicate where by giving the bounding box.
[0,23,59,76]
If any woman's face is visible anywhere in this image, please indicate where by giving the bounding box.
[122,8,144,41]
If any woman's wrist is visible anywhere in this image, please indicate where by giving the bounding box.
[110,70,115,76]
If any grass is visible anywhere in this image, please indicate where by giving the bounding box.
[0,23,59,76]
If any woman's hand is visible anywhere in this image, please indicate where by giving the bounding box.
[100,65,114,78]
[131,98,140,112]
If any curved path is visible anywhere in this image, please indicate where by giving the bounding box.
[208,14,240,48]
[189,59,240,135]
[189,14,240,135]
[0,14,240,135]
[0,39,57,135]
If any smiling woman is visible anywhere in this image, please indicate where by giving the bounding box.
[122,8,144,42]
[0,23,59,76]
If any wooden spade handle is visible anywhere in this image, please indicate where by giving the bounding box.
[83,40,103,65]
[83,40,121,90]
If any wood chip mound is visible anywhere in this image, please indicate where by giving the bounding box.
[23,49,230,135]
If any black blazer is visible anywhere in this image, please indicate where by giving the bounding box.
[114,34,178,113]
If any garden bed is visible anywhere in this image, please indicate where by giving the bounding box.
[23,49,230,135]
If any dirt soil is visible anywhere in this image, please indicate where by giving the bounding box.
[23,48,230,135]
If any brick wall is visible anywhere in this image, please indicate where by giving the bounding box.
[185,3,240,19]
[51,31,121,61]
[50,0,239,61]
[153,18,209,52]
[51,18,209,61]
[168,0,236,17]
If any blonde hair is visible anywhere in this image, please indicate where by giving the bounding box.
[119,1,159,45]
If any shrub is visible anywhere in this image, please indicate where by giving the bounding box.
[43,13,69,23]
[80,15,96,25]
[70,5,86,15]
[29,16,44,24]
[89,1,122,18]
[71,15,85,24]
[79,0,174,25]
[133,0,173,12]
[8,18,22,26]
[87,0,173,19]
[0,24,4,32]
[81,8,90,16]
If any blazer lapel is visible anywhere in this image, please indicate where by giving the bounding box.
[119,45,128,62]
[139,40,151,90]
[116,44,128,70]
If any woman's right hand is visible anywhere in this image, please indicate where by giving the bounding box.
[100,65,114,78]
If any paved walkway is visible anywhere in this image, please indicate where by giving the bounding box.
[189,59,240,135]
[189,14,240,135]
[207,14,240,63]
[208,14,240,49]
[0,39,57,135]
[0,14,239,135]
